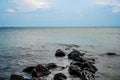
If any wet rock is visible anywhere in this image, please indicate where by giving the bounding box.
[70,62,82,68]
[53,73,67,80]
[69,63,97,80]
[81,62,98,73]
[80,68,95,80]
[31,64,51,77]
[86,58,96,64]
[45,63,57,70]
[68,65,81,77]
[23,66,35,73]
[106,52,117,56]
[0,77,4,80]
[100,52,119,57]
[10,74,24,80]
[55,49,66,57]
[68,50,85,62]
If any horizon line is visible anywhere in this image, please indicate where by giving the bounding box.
[0,26,120,28]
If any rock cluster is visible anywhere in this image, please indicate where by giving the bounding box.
[68,49,97,80]
[10,49,98,80]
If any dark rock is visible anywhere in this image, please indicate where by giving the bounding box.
[69,63,96,80]
[45,63,57,70]
[81,62,98,73]
[31,64,51,77]
[24,79,30,80]
[53,73,67,80]
[70,62,82,68]
[23,66,35,73]
[106,52,117,56]
[55,49,66,57]
[68,65,81,77]
[68,50,85,62]
[10,74,24,80]
[0,77,4,80]
[80,68,95,80]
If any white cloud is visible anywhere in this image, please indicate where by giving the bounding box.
[9,0,50,12]
[93,0,120,13]
[112,4,120,13]
[6,8,16,12]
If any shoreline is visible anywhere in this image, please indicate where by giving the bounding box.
[1,43,119,80]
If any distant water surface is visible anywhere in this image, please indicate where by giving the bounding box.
[0,27,120,80]
[0,28,120,49]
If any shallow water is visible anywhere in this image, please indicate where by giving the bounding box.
[0,27,120,80]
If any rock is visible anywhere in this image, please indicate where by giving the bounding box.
[81,62,98,73]
[53,73,67,80]
[86,58,96,64]
[69,63,97,80]
[55,49,66,57]
[80,68,95,80]
[100,52,119,57]
[106,52,117,56]
[68,50,85,62]
[45,63,57,70]
[68,65,81,77]
[70,62,82,68]
[23,66,35,73]
[31,64,51,77]
[10,74,24,80]
[0,77,4,80]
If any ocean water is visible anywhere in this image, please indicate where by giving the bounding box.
[0,27,120,80]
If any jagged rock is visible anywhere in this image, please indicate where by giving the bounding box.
[70,62,83,68]
[55,49,66,57]
[68,50,85,62]
[31,64,51,77]
[81,62,98,73]
[80,68,95,80]
[10,74,24,80]
[68,65,81,77]
[45,63,57,70]
[53,73,67,80]
[23,66,35,73]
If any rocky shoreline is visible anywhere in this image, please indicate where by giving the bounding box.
[10,48,98,80]
[7,43,120,80]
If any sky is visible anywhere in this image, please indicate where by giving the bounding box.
[0,0,120,27]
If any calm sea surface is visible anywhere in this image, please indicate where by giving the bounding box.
[0,27,120,80]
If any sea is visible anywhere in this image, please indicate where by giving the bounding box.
[0,27,120,80]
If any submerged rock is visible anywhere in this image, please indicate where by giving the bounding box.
[106,52,117,56]
[53,73,67,80]
[23,66,35,74]
[10,74,24,80]
[55,49,66,57]
[100,52,119,57]
[45,63,58,70]
[31,64,51,77]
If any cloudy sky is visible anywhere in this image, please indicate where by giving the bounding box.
[0,0,120,27]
